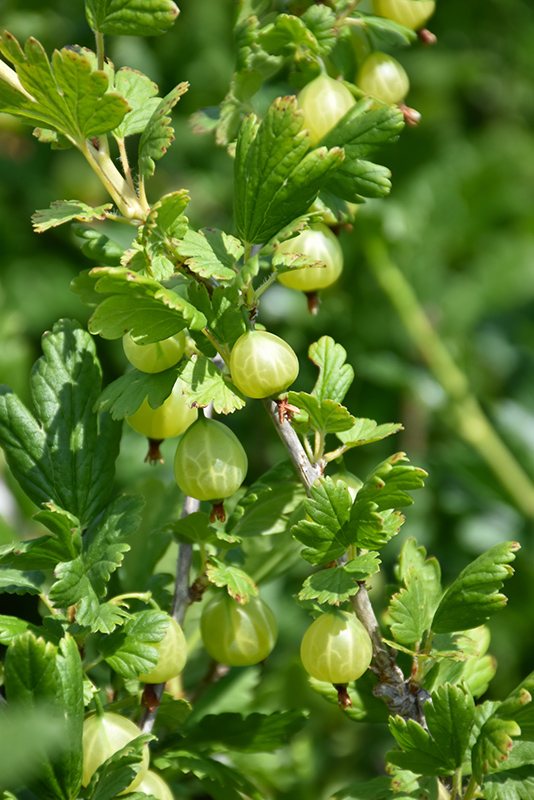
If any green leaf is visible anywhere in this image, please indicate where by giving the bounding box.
[301,5,337,55]
[98,609,169,679]
[291,477,352,565]
[388,539,442,646]
[86,734,153,800]
[49,495,143,633]
[0,567,44,594]
[0,35,129,145]
[0,320,121,528]
[179,355,246,414]
[0,708,67,793]
[179,710,307,752]
[298,553,381,605]
[321,100,404,201]
[258,14,320,56]
[162,751,262,800]
[112,67,160,139]
[176,228,244,282]
[431,541,519,634]
[330,776,392,800]
[483,766,534,800]
[95,366,179,420]
[153,695,192,731]
[31,200,112,232]
[72,225,125,266]
[499,671,534,742]
[289,392,355,436]
[472,717,521,783]
[388,684,476,776]
[85,0,180,37]
[308,336,354,403]
[227,477,305,539]
[363,14,417,46]
[4,632,84,800]
[138,82,188,178]
[85,266,207,339]
[170,511,219,545]
[188,283,248,349]
[0,510,81,571]
[206,557,258,603]
[336,417,403,448]
[234,96,344,244]
[0,614,44,644]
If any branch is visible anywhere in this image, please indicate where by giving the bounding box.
[262,397,427,724]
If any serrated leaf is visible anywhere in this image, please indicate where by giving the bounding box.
[32,200,112,232]
[99,609,169,679]
[228,480,304,539]
[234,96,344,244]
[0,507,80,572]
[336,417,403,447]
[176,228,243,282]
[153,695,192,730]
[322,100,404,201]
[138,82,188,178]
[95,366,179,420]
[4,632,83,799]
[86,266,207,339]
[112,67,160,139]
[499,671,534,742]
[0,567,45,594]
[85,0,180,37]
[356,453,427,511]
[49,494,143,633]
[388,570,434,646]
[483,765,534,800]
[86,734,153,800]
[348,503,405,551]
[179,710,306,752]
[330,776,392,800]
[388,684,476,776]
[298,553,380,605]
[162,751,262,800]
[0,614,44,645]
[258,14,320,55]
[291,477,352,565]
[301,5,336,55]
[288,391,355,435]
[432,542,519,635]
[179,355,246,414]
[188,283,248,349]
[0,320,121,528]
[206,557,258,603]
[472,717,521,782]
[169,511,219,545]
[0,35,129,145]
[308,336,354,403]
[363,14,417,46]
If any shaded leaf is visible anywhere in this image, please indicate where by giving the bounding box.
[95,366,180,420]
[288,391,355,435]
[336,417,403,448]
[176,228,243,282]
[85,0,180,37]
[473,717,521,783]
[309,336,354,403]
[112,67,160,138]
[206,557,258,603]
[179,710,307,753]
[0,567,44,594]
[163,751,262,800]
[99,610,169,679]
[139,82,188,178]
[298,553,380,605]
[483,766,534,800]
[179,355,246,414]
[32,200,112,232]
[291,477,352,565]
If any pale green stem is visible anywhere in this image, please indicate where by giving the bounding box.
[83,654,104,673]
[95,31,105,71]
[117,136,136,193]
[366,238,534,519]
[202,328,231,368]
[82,140,147,221]
[451,768,462,799]
[108,591,153,607]
[39,592,58,616]
[462,775,479,800]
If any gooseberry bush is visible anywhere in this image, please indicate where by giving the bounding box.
[0,2,533,800]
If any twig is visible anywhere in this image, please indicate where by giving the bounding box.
[262,397,427,724]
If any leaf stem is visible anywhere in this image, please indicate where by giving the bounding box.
[365,238,534,519]
[117,137,137,194]
[202,328,231,368]
[95,31,105,72]
[462,775,479,800]
[451,768,462,799]
[82,141,147,221]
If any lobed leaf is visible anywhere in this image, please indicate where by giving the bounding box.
[161,750,262,800]
[0,34,129,145]
[85,0,180,37]
[206,557,258,603]
[388,684,476,776]
[356,452,427,512]
[308,336,354,404]
[179,710,307,753]
[431,541,519,634]
[483,766,534,800]
[85,734,153,800]
[112,67,160,138]
[138,82,188,178]
[72,225,125,266]
[234,96,343,244]
[95,366,180,420]
[472,717,521,783]
[291,477,352,565]
[298,553,380,605]
[0,568,45,595]
[179,355,246,414]
[388,571,435,646]
[98,609,169,679]
[288,391,355,435]
[176,228,243,282]
[32,200,112,232]
[0,320,121,528]
[49,495,144,633]
[336,418,403,448]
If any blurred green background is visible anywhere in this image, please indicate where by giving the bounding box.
[1,0,534,797]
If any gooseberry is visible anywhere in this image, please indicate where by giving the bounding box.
[123,331,186,373]
[372,0,435,31]
[82,711,149,791]
[138,616,187,684]
[126,378,197,441]
[200,592,277,666]
[356,52,410,106]
[298,74,355,146]
[230,330,299,399]
[174,417,248,503]
[300,610,373,684]
[136,770,175,800]
[276,223,343,292]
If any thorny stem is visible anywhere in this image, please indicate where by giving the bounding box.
[262,398,428,725]
[82,140,147,221]
[366,238,534,520]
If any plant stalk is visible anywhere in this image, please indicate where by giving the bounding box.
[366,238,534,519]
